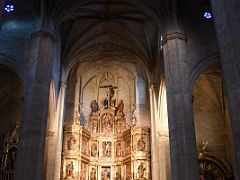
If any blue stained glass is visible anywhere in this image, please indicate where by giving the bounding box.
[4,4,14,12]
[204,11,212,19]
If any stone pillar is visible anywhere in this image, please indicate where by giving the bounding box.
[0,0,6,29]
[148,85,159,180]
[54,82,67,180]
[15,30,55,180]
[44,81,57,180]
[210,1,240,178]
[149,83,171,180]
[162,32,199,180]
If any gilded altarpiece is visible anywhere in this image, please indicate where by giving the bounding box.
[61,104,150,180]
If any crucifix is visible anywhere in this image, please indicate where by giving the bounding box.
[100,85,118,108]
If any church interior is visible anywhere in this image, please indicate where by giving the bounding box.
[0,0,239,180]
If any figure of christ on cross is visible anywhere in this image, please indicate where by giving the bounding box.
[100,85,118,108]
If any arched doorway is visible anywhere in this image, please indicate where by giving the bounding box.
[0,64,24,179]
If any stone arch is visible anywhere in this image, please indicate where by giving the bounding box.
[0,63,25,178]
[0,55,26,86]
[190,53,220,91]
[192,63,234,172]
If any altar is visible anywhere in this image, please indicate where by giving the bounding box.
[61,97,150,180]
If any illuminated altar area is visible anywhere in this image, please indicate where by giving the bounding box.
[61,61,151,180]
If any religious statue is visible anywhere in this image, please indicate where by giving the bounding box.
[138,163,146,178]
[91,143,98,157]
[82,138,89,155]
[92,121,97,133]
[102,168,110,180]
[100,85,118,107]
[66,161,74,178]
[116,142,121,157]
[91,100,99,113]
[103,142,111,157]
[116,167,121,180]
[104,97,109,109]
[102,114,113,135]
[90,168,96,180]
[137,136,145,151]
[117,100,124,114]
[67,136,77,150]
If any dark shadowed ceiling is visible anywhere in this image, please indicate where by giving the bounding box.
[2,0,212,71]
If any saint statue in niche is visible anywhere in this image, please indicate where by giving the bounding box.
[66,161,74,178]
[116,167,121,180]
[82,138,89,155]
[138,163,146,178]
[90,168,96,180]
[103,142,112,157]
[137,136,145,151]
[102,114,113,135]
[67,136,77,150]
[91,100,99,113]
[91,143,98,157]
[104,97,109,109]
[116,142,121,157]
[102,168,110,180]
[117,100,124,114]
[92,121,97,133]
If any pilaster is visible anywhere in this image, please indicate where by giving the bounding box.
[210,0,240,178]
[15,30,55,180]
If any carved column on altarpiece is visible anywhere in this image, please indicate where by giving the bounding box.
[61,124,82,180]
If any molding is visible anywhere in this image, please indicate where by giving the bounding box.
[161,32,187,45]
[31,31,56,41]
[59,81,67,89]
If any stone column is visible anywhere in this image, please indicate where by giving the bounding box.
[148,85,158,180]
[0,0,6,28]
[210,1,240,178]
[149,83,171,180]
[15,30,55,180]
[162,32,199,180]
[54,82,67,180]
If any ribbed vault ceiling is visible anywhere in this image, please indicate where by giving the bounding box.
[58,1,161,71]
[3,0,212,71]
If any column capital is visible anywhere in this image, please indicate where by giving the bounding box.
[162,32,187,45]
[31,31,56,41]
[59,81,67,89]
[148,83,157,91]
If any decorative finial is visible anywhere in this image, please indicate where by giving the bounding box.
[198,140,208,158]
